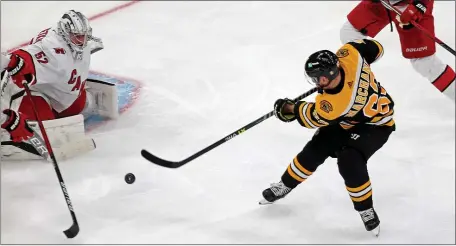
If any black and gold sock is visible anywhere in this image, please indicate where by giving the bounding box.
[281,156,315,189]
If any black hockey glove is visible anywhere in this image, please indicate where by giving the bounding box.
[273,98,296,123]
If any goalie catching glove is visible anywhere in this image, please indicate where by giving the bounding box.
[273,98,296,123]
[1,109,34,143]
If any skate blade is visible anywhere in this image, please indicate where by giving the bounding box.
[371,225,380,237]
[259,199,273,205]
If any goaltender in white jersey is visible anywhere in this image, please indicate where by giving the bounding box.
[1,10,117,161]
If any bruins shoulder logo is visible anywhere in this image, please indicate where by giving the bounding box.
[336,49,349,58]
[320,100,333,113]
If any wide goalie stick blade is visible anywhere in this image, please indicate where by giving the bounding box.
[141,149,185,168]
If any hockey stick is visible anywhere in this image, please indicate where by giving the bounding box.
[380,0,456,56]
[1,71,48,161]
[22,82,80,239]
[141,86,318,168]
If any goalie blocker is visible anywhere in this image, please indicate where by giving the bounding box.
[1,78,119,161]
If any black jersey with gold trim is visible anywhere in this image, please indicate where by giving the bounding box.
[294,39,395,130]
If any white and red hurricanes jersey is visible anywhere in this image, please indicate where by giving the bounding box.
[14,27,91,113]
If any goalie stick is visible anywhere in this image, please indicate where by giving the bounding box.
[22,82,80,239]
[141,87,318,168]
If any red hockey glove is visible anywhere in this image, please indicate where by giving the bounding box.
[6,54,36,88]
[400,0,427,24]
[1,109,34,143]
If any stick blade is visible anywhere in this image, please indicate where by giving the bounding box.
[141,149,184,168]
[63,222,79,238]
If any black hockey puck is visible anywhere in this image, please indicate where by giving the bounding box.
[125,173,135,184]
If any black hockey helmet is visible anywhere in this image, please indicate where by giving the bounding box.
[304,50,340,85]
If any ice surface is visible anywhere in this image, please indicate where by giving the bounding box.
[1,1,454,244]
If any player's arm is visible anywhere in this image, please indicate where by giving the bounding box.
[5,49,37,88]
[293,101,335,129]
[347,39,384,65]
[274,97,342,129]
[1,109,34,143]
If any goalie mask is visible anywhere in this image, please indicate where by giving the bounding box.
[57,10,92,60]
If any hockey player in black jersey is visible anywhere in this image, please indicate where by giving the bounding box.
[260,39,396,237]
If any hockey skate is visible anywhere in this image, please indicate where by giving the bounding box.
[359,208,380,237]
[259,181,292,205]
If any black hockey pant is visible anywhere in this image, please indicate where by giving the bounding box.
[280,124,394,211]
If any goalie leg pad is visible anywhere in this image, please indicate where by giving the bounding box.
[1,136,96,161]
[1,114,96,161]
[83,79,119,119]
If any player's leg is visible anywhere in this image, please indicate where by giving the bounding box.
[2,89,96,161]
[81,79,119,119]
[340,1,391,43]
[57,78,119,120]
[56,88,87,119]
[1,93,53,157]
[394,1,455,101]
[1,78,95,161]
[410,55,455,101]
[336,125,394,234]
[260,125,344,204]
[18,94,55,121]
